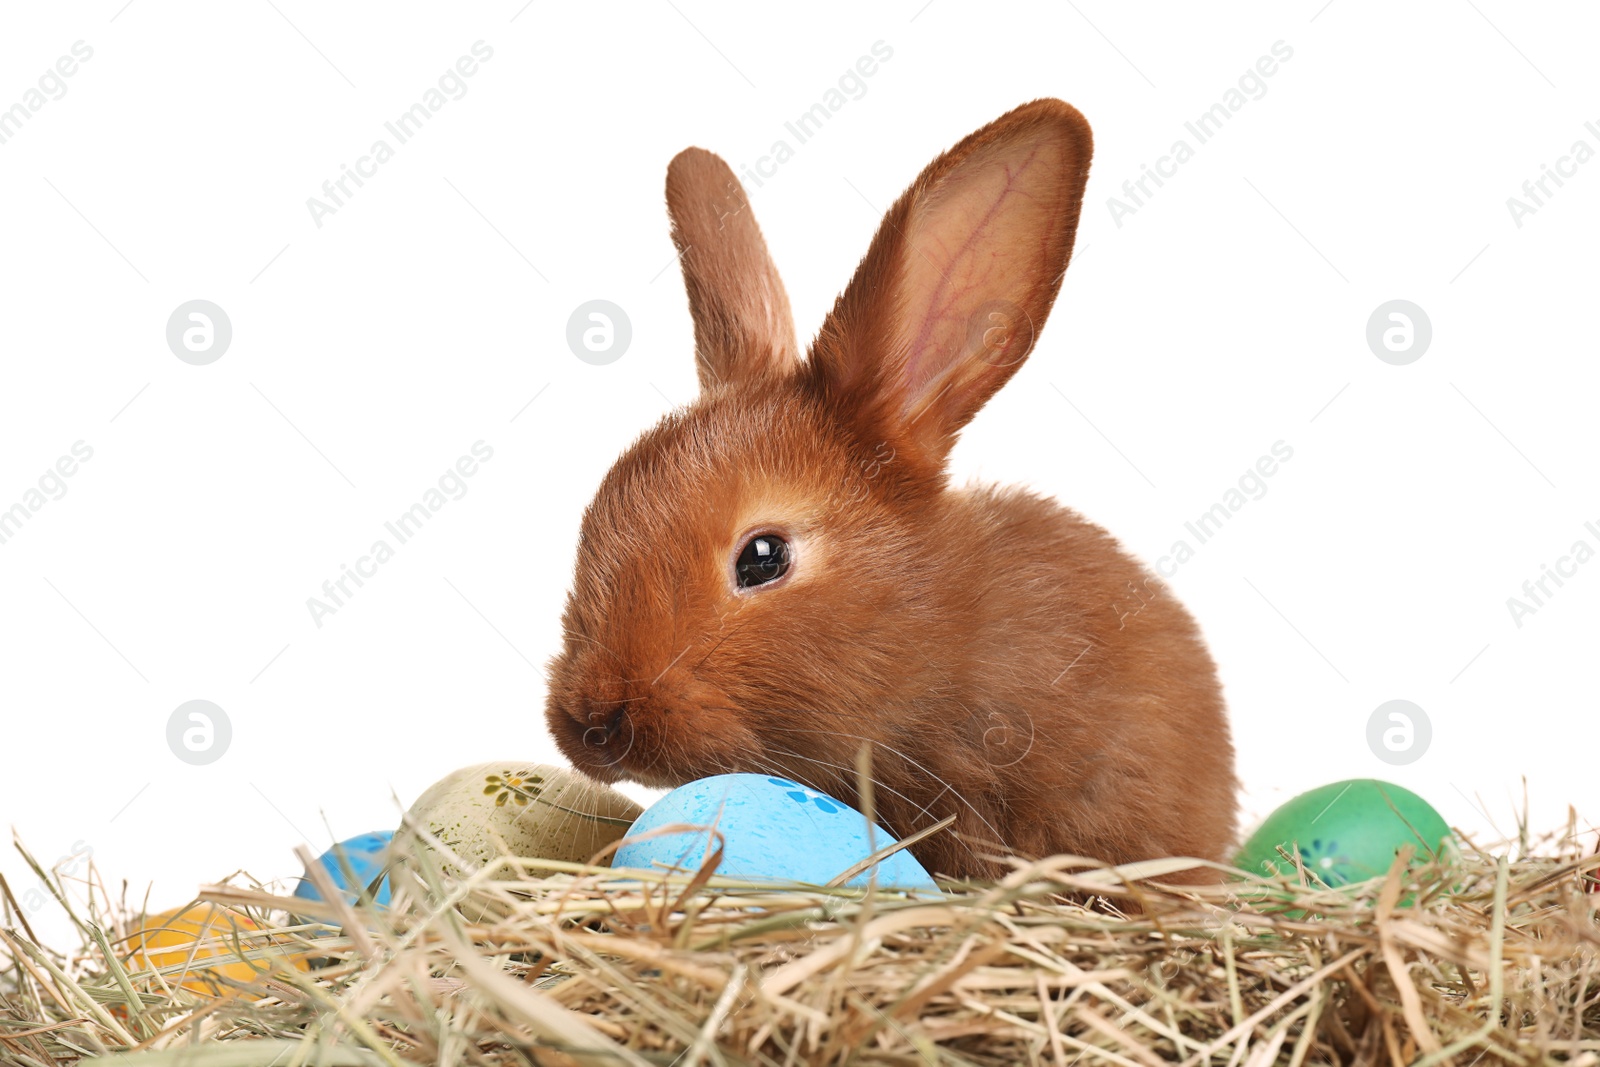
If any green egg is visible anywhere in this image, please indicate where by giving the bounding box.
[1235,778,1456,888]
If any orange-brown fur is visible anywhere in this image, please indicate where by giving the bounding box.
[546,100,1238,882]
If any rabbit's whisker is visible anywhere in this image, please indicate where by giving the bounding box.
[745,719,1008,850]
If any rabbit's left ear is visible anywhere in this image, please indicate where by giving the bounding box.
[807,99,1092,468]
[667,148,800,392]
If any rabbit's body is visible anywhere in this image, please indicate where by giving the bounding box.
[546,100,1238,881]
[884,484,1236,880]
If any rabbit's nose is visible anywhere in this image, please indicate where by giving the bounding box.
[580,699,627,740]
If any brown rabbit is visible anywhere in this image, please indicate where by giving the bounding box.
[545,99,1238,882]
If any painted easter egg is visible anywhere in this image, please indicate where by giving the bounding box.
[1235,778,1456,888]
[126,904,298,994]
[398,762,641,877]
[613,773,939,890]
[293,831,393,913]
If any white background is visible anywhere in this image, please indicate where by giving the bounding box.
[1,1,1594,948]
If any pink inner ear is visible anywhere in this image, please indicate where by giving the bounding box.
[899,141,1065,406]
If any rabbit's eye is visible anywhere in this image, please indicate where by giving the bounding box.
[735,534,791,589]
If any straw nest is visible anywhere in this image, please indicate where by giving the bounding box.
[2,819,1596,1066]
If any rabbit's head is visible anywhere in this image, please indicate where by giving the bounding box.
[546,100,1093,791]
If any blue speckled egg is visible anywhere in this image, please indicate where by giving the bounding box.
[613,774,938,890]
[293,831,394,910]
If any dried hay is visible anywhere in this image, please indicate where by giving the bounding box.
[2,814,1596,1066]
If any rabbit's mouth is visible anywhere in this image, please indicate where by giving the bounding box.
[546,678,767,790]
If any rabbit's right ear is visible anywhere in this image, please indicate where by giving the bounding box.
[667,148,800,393]
[806,99,1092,475]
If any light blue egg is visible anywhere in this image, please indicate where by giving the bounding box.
[614,774,938,890]
[293,831,394,910]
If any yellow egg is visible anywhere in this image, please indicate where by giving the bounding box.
[398,762,642,878]
[125,904,295,995]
